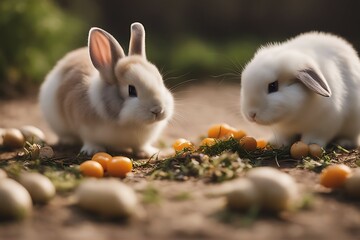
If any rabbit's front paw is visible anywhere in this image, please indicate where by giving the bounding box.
[80,143,106,156]
[134,145,159,159]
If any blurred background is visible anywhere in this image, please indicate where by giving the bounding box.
[1,0,360,98]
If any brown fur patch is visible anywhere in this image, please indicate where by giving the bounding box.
[56,48,102,130]
[115,56,161,81]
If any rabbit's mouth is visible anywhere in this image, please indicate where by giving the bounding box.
[136,111,168,124]
[246,113,279,126]
[250,117,269,125]
[245,111,266,125]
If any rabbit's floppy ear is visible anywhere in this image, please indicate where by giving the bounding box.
[296,69,332,97]
[88,27,125,84]
[129,22,146,58]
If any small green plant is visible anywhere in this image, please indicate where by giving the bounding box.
[150,137,292,182]
[298,145,358,172]
[0,144,84,192]
[149,137,360,182]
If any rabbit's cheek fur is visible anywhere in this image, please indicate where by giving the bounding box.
[241,83,307,125]
[119,98,143,124]
[89,74,124,120]
[118,90,173,125]
[242,99,286,125]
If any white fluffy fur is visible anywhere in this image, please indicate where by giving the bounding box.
[240,32,360,147]
[39,23,174,155]
[39,65,80,144]
[88,71,109,119]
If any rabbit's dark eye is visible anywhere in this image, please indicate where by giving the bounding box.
[128,85,137,97]
[268,81,279,94]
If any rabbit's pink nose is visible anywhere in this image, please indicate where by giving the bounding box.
[151,106,164,118]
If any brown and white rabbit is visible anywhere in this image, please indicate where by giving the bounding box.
[240,32,360,148]
[39,23,174,155]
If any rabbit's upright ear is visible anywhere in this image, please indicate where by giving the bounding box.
[129,22,146,58]
[296,69,332,97]
[88,27,125,84]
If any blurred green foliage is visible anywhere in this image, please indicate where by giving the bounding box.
[0,0,267,97]
[147,36,261,81]
[1,0,360,96]
[171,38,218,74]
[0,0,85,97]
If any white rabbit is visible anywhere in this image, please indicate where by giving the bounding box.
[39,23,174,156]
[240,32,360,148]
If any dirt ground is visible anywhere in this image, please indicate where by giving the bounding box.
[0,81,360,240]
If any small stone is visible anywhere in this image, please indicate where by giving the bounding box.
[39,146,54,159]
